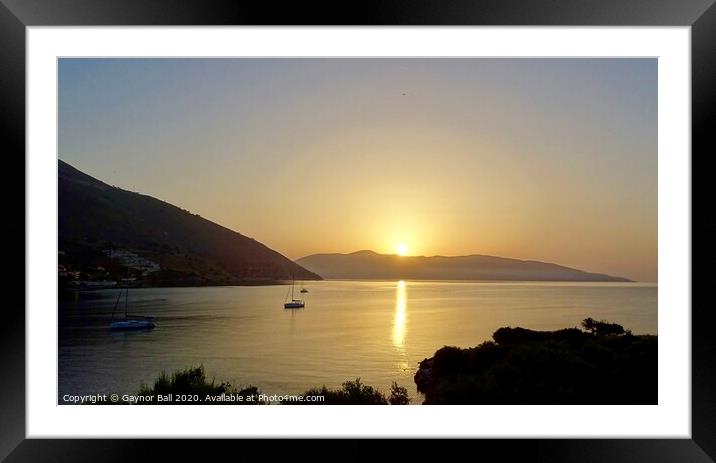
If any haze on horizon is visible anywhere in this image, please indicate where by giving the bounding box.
[58,58,657,282]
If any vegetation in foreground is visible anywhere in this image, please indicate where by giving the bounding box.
[106,366,410,405]
[414,318,657,404]
[282,379,410,405]
[136,365,266,404]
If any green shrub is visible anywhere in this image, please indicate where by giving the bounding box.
[137,365,265,404]
[286,378,411,405]
[415,320,656,404]
[389,382,410,405]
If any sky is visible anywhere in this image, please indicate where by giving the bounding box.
[58,58,657,282]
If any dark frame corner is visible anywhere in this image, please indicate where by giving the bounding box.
[3,0,715,461]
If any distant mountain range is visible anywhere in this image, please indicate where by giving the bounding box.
[59,159,631,285]
[59,159,320,285]
[296,250,631,282]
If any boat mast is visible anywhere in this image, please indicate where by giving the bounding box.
[111,289,122,321]
[124,266,130,318]
[291,275,295,301]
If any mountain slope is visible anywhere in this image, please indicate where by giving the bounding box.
[58,159,320,284]
[296,250,631,282]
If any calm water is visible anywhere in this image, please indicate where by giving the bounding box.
[58,280,657,403]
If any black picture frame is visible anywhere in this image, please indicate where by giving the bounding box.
[3,0,714,460]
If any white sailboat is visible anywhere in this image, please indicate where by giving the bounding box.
[109,286,156,330]
[284,276,305,309]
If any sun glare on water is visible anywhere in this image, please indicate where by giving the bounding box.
[396,243,409,256]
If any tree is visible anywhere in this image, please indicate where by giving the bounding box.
[581,317,597,334]
[595,321,625,337]
[389,382,410,405]
[581,318,625,337]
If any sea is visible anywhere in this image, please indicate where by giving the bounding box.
[58,280,657,404]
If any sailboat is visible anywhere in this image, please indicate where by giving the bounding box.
[284,275,305,309]
[109,286,156,330]
[300,280,309,293]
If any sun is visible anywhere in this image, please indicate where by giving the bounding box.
[396,243,409,256]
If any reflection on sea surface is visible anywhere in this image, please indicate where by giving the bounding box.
[392,280,409,372]
[392,280,407,349]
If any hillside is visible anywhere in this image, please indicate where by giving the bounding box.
[296,250,631,282]
[58,159,321,286]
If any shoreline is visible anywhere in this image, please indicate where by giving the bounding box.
[60,278,319,291]
[61,278,656,292]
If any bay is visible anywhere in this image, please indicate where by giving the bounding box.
[58,280,657,404]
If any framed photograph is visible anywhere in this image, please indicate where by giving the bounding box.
[5,0,714,460]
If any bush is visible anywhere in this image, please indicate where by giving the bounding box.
[96,366,411,406]
[137,365,265,404]
[286,378,411,405]
[581,318,626,337]
[389,382,410,405]
[415,319,656,405]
